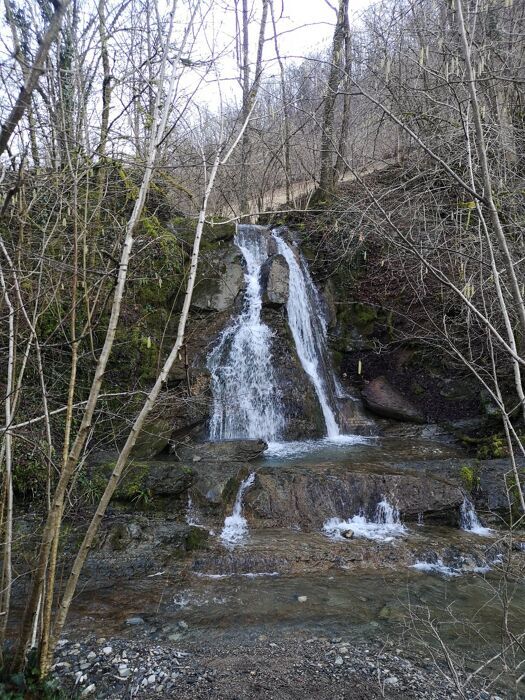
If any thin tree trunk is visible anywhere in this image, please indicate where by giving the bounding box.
[455,0,525,342]
[318,0,347,194]
[0,265,14,648]
[47,104,256,668]
[0,0,72,156]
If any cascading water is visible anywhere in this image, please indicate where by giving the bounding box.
[323,498,406,542]
[273,233,340,437]
[220,473,256,547]
[207,226,284,440]
[207,225,348,440]
[460,497,492,536]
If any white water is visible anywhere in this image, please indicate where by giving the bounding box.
[273,234,340,437]
[323,498,407,542]
[220,473,256,547]
[460,497,492,537]
[412,559,492,577]
[186,495,200,526]
[208,226,284,440]
[411,559,461,577]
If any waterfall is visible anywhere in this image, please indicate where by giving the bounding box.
[460,497,492,536]
[207,225,344,441]
[220,473,256,547]
[273,233,340,437]
[207,226,284,440]
[323,498,406,542]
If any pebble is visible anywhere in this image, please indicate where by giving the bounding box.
[334,656,344,666]
[102,646,113,655]
[297,596,308,603]
[385,676,399,685]
[126,616,145,625]
[81,684,96,697]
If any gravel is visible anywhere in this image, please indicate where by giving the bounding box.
[53,631,499,699]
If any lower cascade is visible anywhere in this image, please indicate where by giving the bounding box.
[220,473,256,547]
[460,497,492,537]
[207,224,343,440]
[323,498,406,542]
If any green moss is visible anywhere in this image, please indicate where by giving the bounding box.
[90,460,152,504]
[476,434,507,460]
[411,382,425,396]
[459,464,480,492]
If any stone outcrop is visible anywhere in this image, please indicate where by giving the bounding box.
[244,464,463,530]
[361,376,425,423]
[262,254,289,307]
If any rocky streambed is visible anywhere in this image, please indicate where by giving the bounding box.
[12,438,525,700]
[12,436,525,697]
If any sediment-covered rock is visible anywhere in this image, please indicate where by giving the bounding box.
[191,247,245,312]
[173,439,267,463]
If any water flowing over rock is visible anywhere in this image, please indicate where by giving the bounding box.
[323,498,407,542]
[207,225,348,441]
[207,226,285,440]
[273,232,341,437]
[460,497,492,536]
[245,464,464,530]
[220,473,256,547]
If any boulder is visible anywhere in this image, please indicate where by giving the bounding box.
[191,248,244,312]
[173,439,267,463]
[361,376,425,423]
[190,462,248,506]
[130,417,173,458]
[262,254,289,307]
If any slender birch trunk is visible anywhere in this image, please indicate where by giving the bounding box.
[46,106,256,669]
[0,265,14,649]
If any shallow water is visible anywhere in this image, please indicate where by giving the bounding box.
[262,435,462,466]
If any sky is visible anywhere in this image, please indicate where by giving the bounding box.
[188,0,373,110]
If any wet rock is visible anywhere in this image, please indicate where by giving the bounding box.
[342,529,354,539]
[261,254,289,307]
[362,377,425,423]
[174,439,267,463]
[263,308,326,440]
[246,463,463,530]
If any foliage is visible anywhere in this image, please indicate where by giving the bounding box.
[0,652,70,698]
[459,464,480,493]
